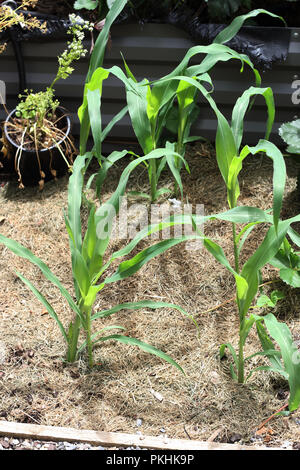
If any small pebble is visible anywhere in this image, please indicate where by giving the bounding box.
[136,419,142,427]
[0,439,10,449]
[65,443,77,450]
[281,440,293,449]
[81,444,92,450]
[47,444,57,451]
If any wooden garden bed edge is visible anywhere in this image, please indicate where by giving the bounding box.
[0,420,282,450]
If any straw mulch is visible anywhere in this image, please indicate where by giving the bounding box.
[0,142,300,448]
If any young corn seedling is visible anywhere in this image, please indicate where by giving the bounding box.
[0,148,201,369]
[185,80,300,410]
[80,9,284,202]
[187,198,300,410]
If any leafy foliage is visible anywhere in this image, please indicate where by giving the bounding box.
[0,151,200,369]
[255,290,285,308]
[269,237,300,288]
[279,119,300,154]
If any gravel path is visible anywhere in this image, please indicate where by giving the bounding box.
[0,436,144,450]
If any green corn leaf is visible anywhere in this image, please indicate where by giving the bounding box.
[239,140,286,232]
[83,284,103,311]
[126,78,153,154]
[104,236,201,285]
[101,205,269,279]
[231,86,275,151]
[240,222,289,318]
[101,105,129,143]
[164,141,189,199]
[213,9,286,45]
[239,216,300,319]
[156,157,168,182]
[73,248,91,298]
[240,315,257,347]
[177,77,197,118]
[237,222,261,257]
[104,213,203,268]
[149,43,260,117]
[150,74,238,184]
[91,300,195,323]
[121,52,138,83]
[64,211,76,247]
[176,75,200,148]
[67,154,89,252]
[227,152,247,208]
[87,88,102,159]
[186,49,261,88]
[256,315,285,371]
[220,342,238,380]
[67,153,91,300]
[82,205,97,262]
[94,148,185,259]
[0,234,82,319]
[77,326,126,354]
[203,237,248,305]
[209,206,270,224]
[85,65,154,156]
[263,313,300,411]
[82,205,104,281]
[16,271,68,343]
[78,67,110,155]
[92,334,184,374]
[86,0,128,82]
[96,149,128,199]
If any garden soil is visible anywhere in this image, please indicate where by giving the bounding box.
[0,142,300,450]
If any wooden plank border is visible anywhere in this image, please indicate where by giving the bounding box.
[0,421,279,450]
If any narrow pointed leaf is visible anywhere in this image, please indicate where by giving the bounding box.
[91,300,194,322]
[0,234,82,318]
[16,272,68,343]
[263,313,300,411]
[94,334,184,373]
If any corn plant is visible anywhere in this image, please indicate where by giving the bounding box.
[184,81,300,410]
[0,148,201,369]
[80,9,284,202]
[165,58,300,408]
[78,0,129,157]
[267,119,300,286]
[184,197,300,410]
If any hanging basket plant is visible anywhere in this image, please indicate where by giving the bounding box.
[0,12,93,188]
[3,102,74,189]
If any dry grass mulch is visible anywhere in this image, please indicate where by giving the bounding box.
[0,142,300,448]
